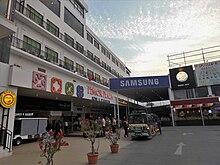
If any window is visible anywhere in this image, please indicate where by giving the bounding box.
[87,33,93,44]
[94,56,100,65]
[64,57,74,71]
[0,0,8,17]
[112,56,116,63]
[87,69,94,79]
[26,5,43,26]
[87,50,93,60]
[76,42,84,54]
[101,46,106,55]
[102,61,106,69]
[69,0,84,18]
[40,0,60,17]
[76,63,84,75]
[107,65,111,72]
[95,73,101,83]
[211,85,220,96]
[64,7,84,37]
[46,19,59,37]
[102,77,108,86]
[195,87,208,98]
[115,60,119,66]
[45,47,58,63]
[94,40,99,50]
[112,69,116,75]
[23,35,41,55]
[107,52,111,59]
[121,65,125,72]
[64,33,74,48]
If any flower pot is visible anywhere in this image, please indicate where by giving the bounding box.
[110,144,119,153]
[87,152,99,164]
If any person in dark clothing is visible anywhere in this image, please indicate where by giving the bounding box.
[46,122,52,132]
[54,121,63,138]
[157,118,162,135]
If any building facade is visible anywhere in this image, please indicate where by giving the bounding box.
[168,46,220,126]
[0,0,133,157]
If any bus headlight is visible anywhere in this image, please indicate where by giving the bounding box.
[128,126,134,131]
[143,125,150,130]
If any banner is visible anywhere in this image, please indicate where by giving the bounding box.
[110,76,169,90]
[194,60,220,87]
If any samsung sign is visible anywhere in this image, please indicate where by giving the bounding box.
[110,76,169,90]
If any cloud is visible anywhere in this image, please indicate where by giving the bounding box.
[86,0,220,76]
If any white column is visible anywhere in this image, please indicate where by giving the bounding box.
[114,104,116,118]
[168,88,175,127]
[200,106,205,126]
[116,91,120,128]
[207,86,212,96]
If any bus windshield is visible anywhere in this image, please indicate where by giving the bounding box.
[128,115,147,124]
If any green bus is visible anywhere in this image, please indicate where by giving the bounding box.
[128,113,158,139]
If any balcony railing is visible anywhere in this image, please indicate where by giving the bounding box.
[15,1,119,78]
[11,36,109,87]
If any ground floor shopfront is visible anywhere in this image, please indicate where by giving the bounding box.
[15,93,139,133]
[170,97,220,126]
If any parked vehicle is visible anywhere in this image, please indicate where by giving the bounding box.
[13,117,48,145]
[128,113,157,139]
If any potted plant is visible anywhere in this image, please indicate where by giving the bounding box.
[38,132,69,165]
[81,119,101,164]
[106,128,120,153]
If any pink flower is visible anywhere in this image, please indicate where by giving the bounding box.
[61,142,69,146]
[58,134,64,138]
[52,141,58,147]
[49,132,55,136]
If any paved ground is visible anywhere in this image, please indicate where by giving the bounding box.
[0,129,133,165]
[0,126,220,165]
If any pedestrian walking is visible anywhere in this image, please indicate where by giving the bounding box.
[112,117,117,133]
[157,118,162,135]
[123,117,128,137]
[64,121,68,135]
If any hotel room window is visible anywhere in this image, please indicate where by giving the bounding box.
[40,0,60,17]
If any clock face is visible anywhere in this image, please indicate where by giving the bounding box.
[176,71,188,82]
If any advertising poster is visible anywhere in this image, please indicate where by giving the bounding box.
[194,60,220,87]
[169,65,196,90]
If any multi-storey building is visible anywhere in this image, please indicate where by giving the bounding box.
[0,0,133,156]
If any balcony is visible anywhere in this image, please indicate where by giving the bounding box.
[15,1,119,78]
[11,36,110,88]
[0,0,16,39]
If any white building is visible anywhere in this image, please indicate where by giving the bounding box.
[0,0,137,157]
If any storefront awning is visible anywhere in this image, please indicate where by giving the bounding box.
[170,97,220,107]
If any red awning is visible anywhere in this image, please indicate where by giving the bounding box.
[170,97,220,106]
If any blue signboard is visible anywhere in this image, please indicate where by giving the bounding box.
[110,76,169,90]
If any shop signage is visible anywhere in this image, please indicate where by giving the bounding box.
[110,76,169,90]
[194,60,220,87]
[169,65,196,90]
[65,82,74,96]
[51,77,62,94]
[77,85,84,98]
[87,86,113,100]
[32,71,47,90]
[92,97,111,103]
[0,90,16,108]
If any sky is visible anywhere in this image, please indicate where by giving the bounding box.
[85,0,220,77]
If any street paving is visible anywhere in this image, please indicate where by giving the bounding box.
[0,126,220,165]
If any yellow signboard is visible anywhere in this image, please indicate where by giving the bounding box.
[0,91,16,108]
